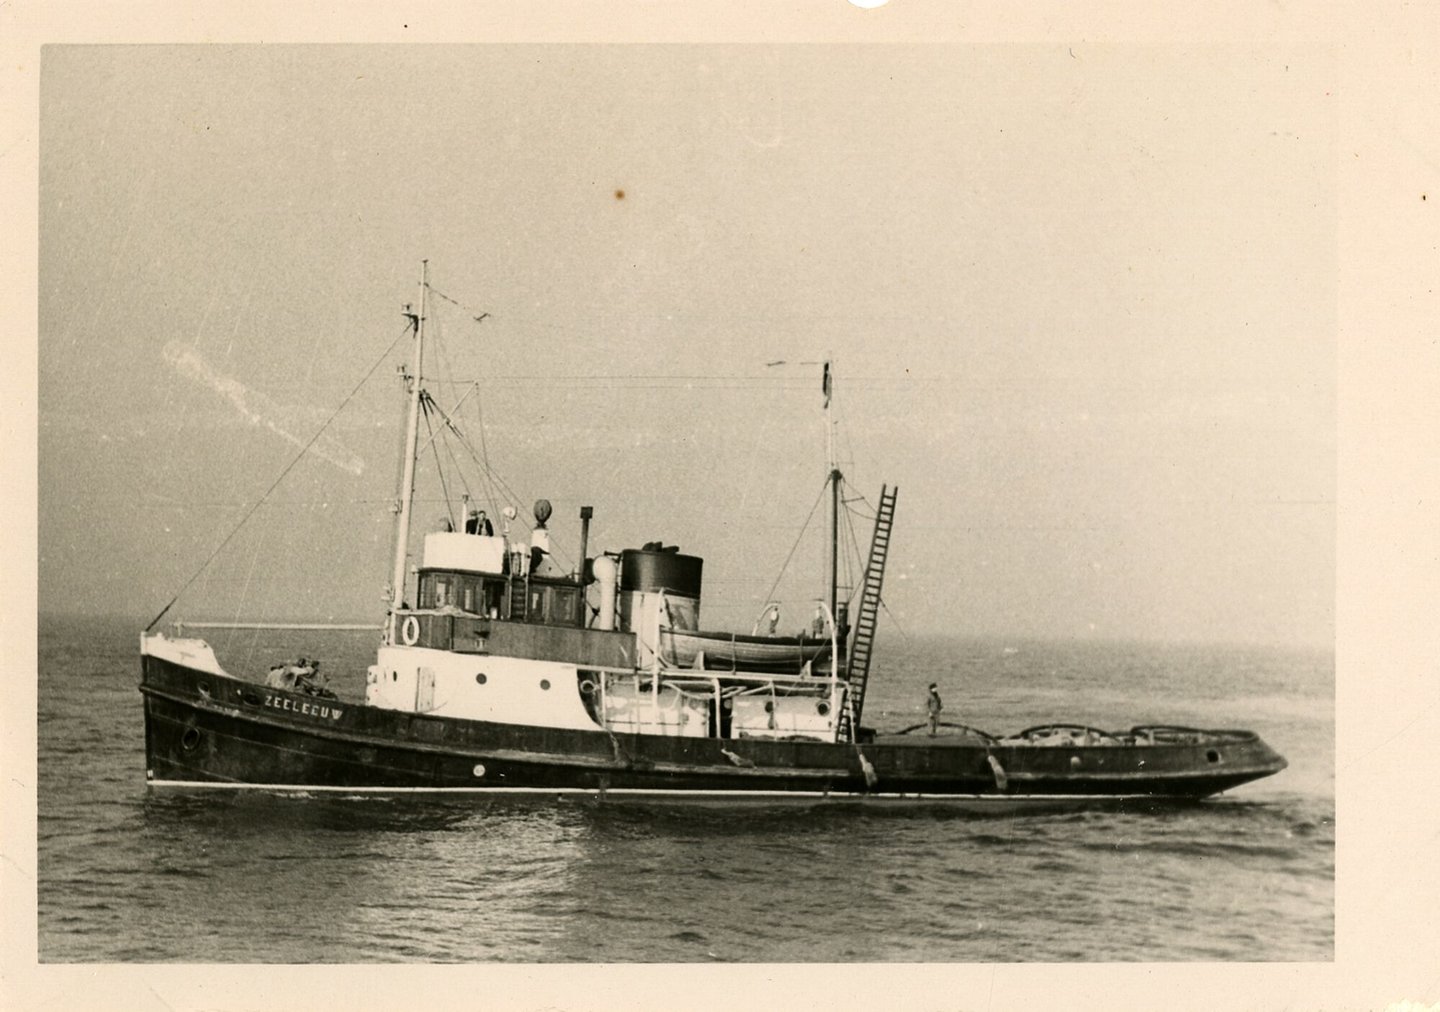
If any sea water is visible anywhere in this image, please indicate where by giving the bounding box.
[36,615,1332,962]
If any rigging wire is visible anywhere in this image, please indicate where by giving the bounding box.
[842,480,860,600]
[840,491,863,610]
[845,488,878,519]
[416,385,485,522]
[413,297,504,532]
[420,399,457,530]
[448,411,541,543]
[423,375,814,386]
[471,381,504,517]
[756,478,830,615]
[414,292,578,572]
[225,505,271,657]
[879,594,911,644]
[451,406,519,515]
[438,424,478,519]
[426,282,491,323]
[423,284,511,529]
[143,321,417,633]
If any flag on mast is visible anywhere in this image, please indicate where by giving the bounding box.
[822,361,832,408]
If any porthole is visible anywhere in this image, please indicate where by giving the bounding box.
[539,679,551,691]
[475,672,488,685]
[472,763,486,778]
[1207,750,1221,764]
[180,727,201,752]
[579,679,597,694]
[816,701,830,716]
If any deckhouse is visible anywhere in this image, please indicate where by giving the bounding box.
[369,501,850,743]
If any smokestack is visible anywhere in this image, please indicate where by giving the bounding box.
[578,506,593,581]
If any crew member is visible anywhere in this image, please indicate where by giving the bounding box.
[465,509,495,536]
[926,683,943,736]
[298,660,333,698]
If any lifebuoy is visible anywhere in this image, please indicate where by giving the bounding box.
[400,615,421,646]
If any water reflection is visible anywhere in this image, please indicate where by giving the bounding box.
[127,792,597,960]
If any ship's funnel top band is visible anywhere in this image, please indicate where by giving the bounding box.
[619,547,703,598]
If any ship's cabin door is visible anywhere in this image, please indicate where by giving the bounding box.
[416,666,436,712]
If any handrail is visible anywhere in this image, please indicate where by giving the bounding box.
[172,622,383,632]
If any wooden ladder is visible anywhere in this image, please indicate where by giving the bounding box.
[839,485,898,742]
[507,575,529,620]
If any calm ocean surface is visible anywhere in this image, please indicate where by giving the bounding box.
[37,614,1333,963]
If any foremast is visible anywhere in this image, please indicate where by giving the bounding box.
[387,260,428,643]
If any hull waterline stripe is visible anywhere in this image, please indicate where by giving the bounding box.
[144,780,1172,801]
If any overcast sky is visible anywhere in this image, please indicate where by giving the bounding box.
[38,45,1335,646]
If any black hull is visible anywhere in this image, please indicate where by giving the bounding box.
[141,655,1287,802]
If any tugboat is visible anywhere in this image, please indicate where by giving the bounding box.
[139,264,1287,805]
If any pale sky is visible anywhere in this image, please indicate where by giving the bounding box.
[38,45,1335,646]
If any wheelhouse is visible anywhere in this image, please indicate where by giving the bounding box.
[416,569,583,627]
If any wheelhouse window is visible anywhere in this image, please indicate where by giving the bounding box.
[421,572,499,614]
[482,582,503,618]
[550,586,579,625]
[522,583,580,626]
[422,571,580,625]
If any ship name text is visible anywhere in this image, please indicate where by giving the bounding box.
[264,694,344,720]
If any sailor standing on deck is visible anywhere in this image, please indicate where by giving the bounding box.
[465,509,494,536]
[926,683,943,736]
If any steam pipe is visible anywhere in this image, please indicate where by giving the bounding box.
[577,505,594,628]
